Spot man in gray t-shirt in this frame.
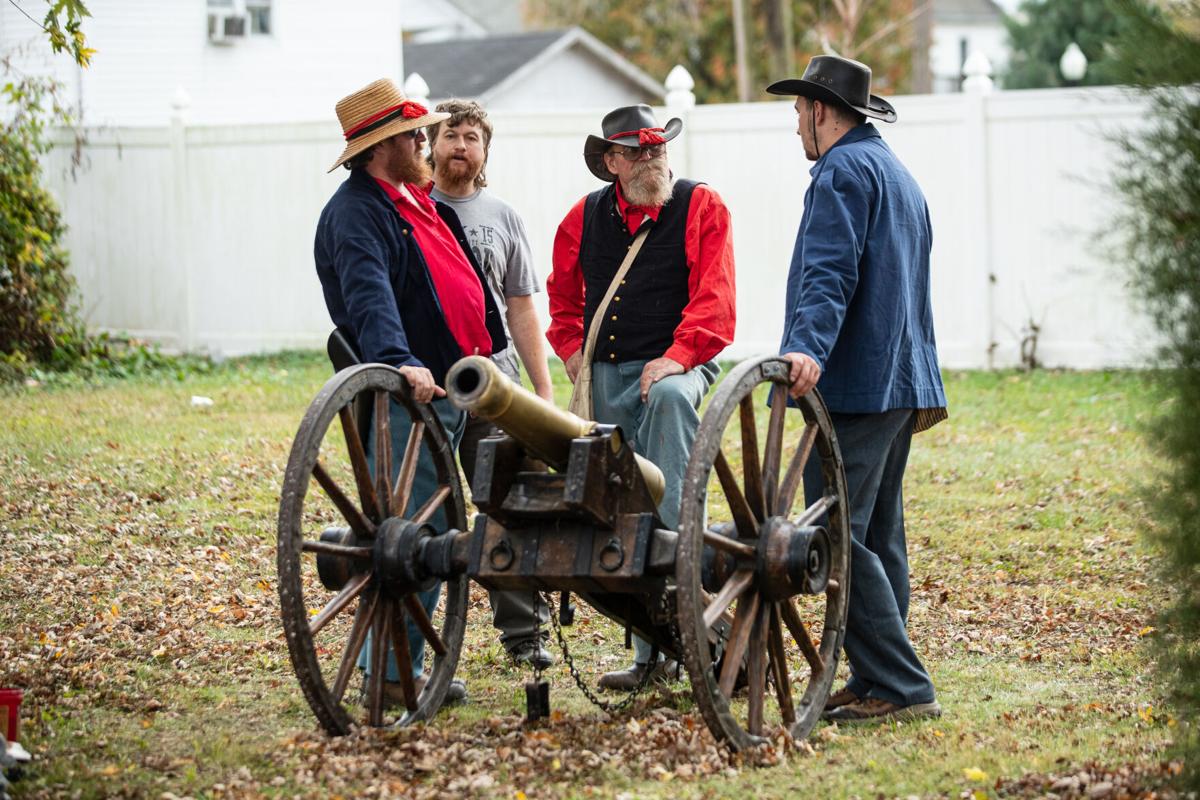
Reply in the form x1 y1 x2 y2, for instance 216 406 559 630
428 99 555 669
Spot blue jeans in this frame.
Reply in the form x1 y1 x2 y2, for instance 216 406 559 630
803 408 936 706
592 359 719 664
360 396 466 681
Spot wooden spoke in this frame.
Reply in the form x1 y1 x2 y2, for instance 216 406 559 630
387 600 418 712
714 449 759 538
703 568 755 630
338 405 381 524
308 572 372 637
374 391 393 518
411 485 451 526
780 598 825 677
768 603 796 726
739 396 766 522
776 424 818 517
300 540 373 561
390 421 424 518
761 384 788 513
331 589 378 703
703 528 757 559
312 461 376 536
366 597 390 726
718 589 761 698
796 493 836 527
746 603 769 736
403 593 447 656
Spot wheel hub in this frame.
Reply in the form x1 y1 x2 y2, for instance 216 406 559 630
757 516 831 600
373 516 439 596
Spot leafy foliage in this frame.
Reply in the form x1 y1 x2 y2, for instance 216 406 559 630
529 0 919 103
42 0 94 66
1003 0 1127 88
1108 0 1200 789
0 68 88 379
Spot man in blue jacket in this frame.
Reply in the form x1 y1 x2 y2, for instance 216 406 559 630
315 78 508 706
767 56 948 724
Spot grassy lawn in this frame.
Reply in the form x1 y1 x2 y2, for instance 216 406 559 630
0 355 1179 798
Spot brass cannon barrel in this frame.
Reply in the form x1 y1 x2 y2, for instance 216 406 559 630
445 355 665 505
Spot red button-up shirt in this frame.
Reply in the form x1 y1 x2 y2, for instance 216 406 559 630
374 178 492 358
547 181 736 370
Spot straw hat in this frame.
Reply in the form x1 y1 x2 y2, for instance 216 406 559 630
327 78 449 173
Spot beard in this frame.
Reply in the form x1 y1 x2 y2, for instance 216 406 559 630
621 158 673 207
435 153 483 190
386 143 432 186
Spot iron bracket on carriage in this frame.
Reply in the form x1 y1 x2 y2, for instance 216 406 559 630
277 352 853 751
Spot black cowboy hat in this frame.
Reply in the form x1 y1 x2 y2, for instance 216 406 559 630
583 104 683 182
766 55 897 123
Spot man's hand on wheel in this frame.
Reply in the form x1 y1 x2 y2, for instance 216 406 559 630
783 352 821 399
398 365 445 403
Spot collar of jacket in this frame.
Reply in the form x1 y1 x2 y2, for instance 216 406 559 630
809 122 880 175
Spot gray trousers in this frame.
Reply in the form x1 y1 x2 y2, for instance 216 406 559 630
592 359 719 664
803 408 936 706
460 414 550 649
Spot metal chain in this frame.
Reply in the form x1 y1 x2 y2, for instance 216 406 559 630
542 591 659 714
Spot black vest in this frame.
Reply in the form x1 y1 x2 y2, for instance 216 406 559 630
580 179 699 364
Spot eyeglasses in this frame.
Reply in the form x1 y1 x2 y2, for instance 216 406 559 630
398 128 423 140
611 143 665 162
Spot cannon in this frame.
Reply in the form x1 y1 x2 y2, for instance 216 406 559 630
277 353 850 749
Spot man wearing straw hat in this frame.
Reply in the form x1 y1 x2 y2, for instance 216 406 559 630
766 55 947 724
546 104 737 691
315 78 508 706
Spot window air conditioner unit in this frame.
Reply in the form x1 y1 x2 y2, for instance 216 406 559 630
207 0 248 45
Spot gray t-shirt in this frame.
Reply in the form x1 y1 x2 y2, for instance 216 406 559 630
431 186 538 381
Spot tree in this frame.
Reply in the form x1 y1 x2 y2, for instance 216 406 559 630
1004 0 1126 88
528 0 920 104
1108 0 1200 790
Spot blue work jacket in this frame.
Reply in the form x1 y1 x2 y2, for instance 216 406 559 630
314 168 505 384
780 123 946 414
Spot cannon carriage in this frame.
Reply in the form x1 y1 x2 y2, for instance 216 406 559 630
277 353 851 750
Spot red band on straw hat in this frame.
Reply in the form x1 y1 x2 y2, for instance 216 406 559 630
344 101 429 141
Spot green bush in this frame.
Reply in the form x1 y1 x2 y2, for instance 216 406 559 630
1110 0 1200 788
0 71 92 378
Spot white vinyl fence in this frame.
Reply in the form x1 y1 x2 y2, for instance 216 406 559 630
44 83 1154 369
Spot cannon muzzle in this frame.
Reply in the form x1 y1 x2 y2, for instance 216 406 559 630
446 355 665 505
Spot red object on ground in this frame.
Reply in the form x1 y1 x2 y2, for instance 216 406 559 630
0 688 22 743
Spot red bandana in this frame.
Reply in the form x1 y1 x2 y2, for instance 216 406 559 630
612 127 667 147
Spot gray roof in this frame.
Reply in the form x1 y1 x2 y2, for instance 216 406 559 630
934 0 1005 24
405 30 565 99
403 27 664 102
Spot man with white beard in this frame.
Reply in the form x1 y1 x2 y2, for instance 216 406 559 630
547 104 737 691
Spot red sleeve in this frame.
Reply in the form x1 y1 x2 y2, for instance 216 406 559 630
546 196 588 362
663 184 737 369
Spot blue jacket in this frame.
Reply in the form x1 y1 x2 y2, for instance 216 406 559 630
780 123 946 414
315 168 505 383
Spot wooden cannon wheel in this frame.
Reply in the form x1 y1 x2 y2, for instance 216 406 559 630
277 365 468 734
676 356 852 750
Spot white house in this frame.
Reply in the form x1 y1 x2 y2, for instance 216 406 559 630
929 0 1011 92
403 27 665 111
0 0 404 126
